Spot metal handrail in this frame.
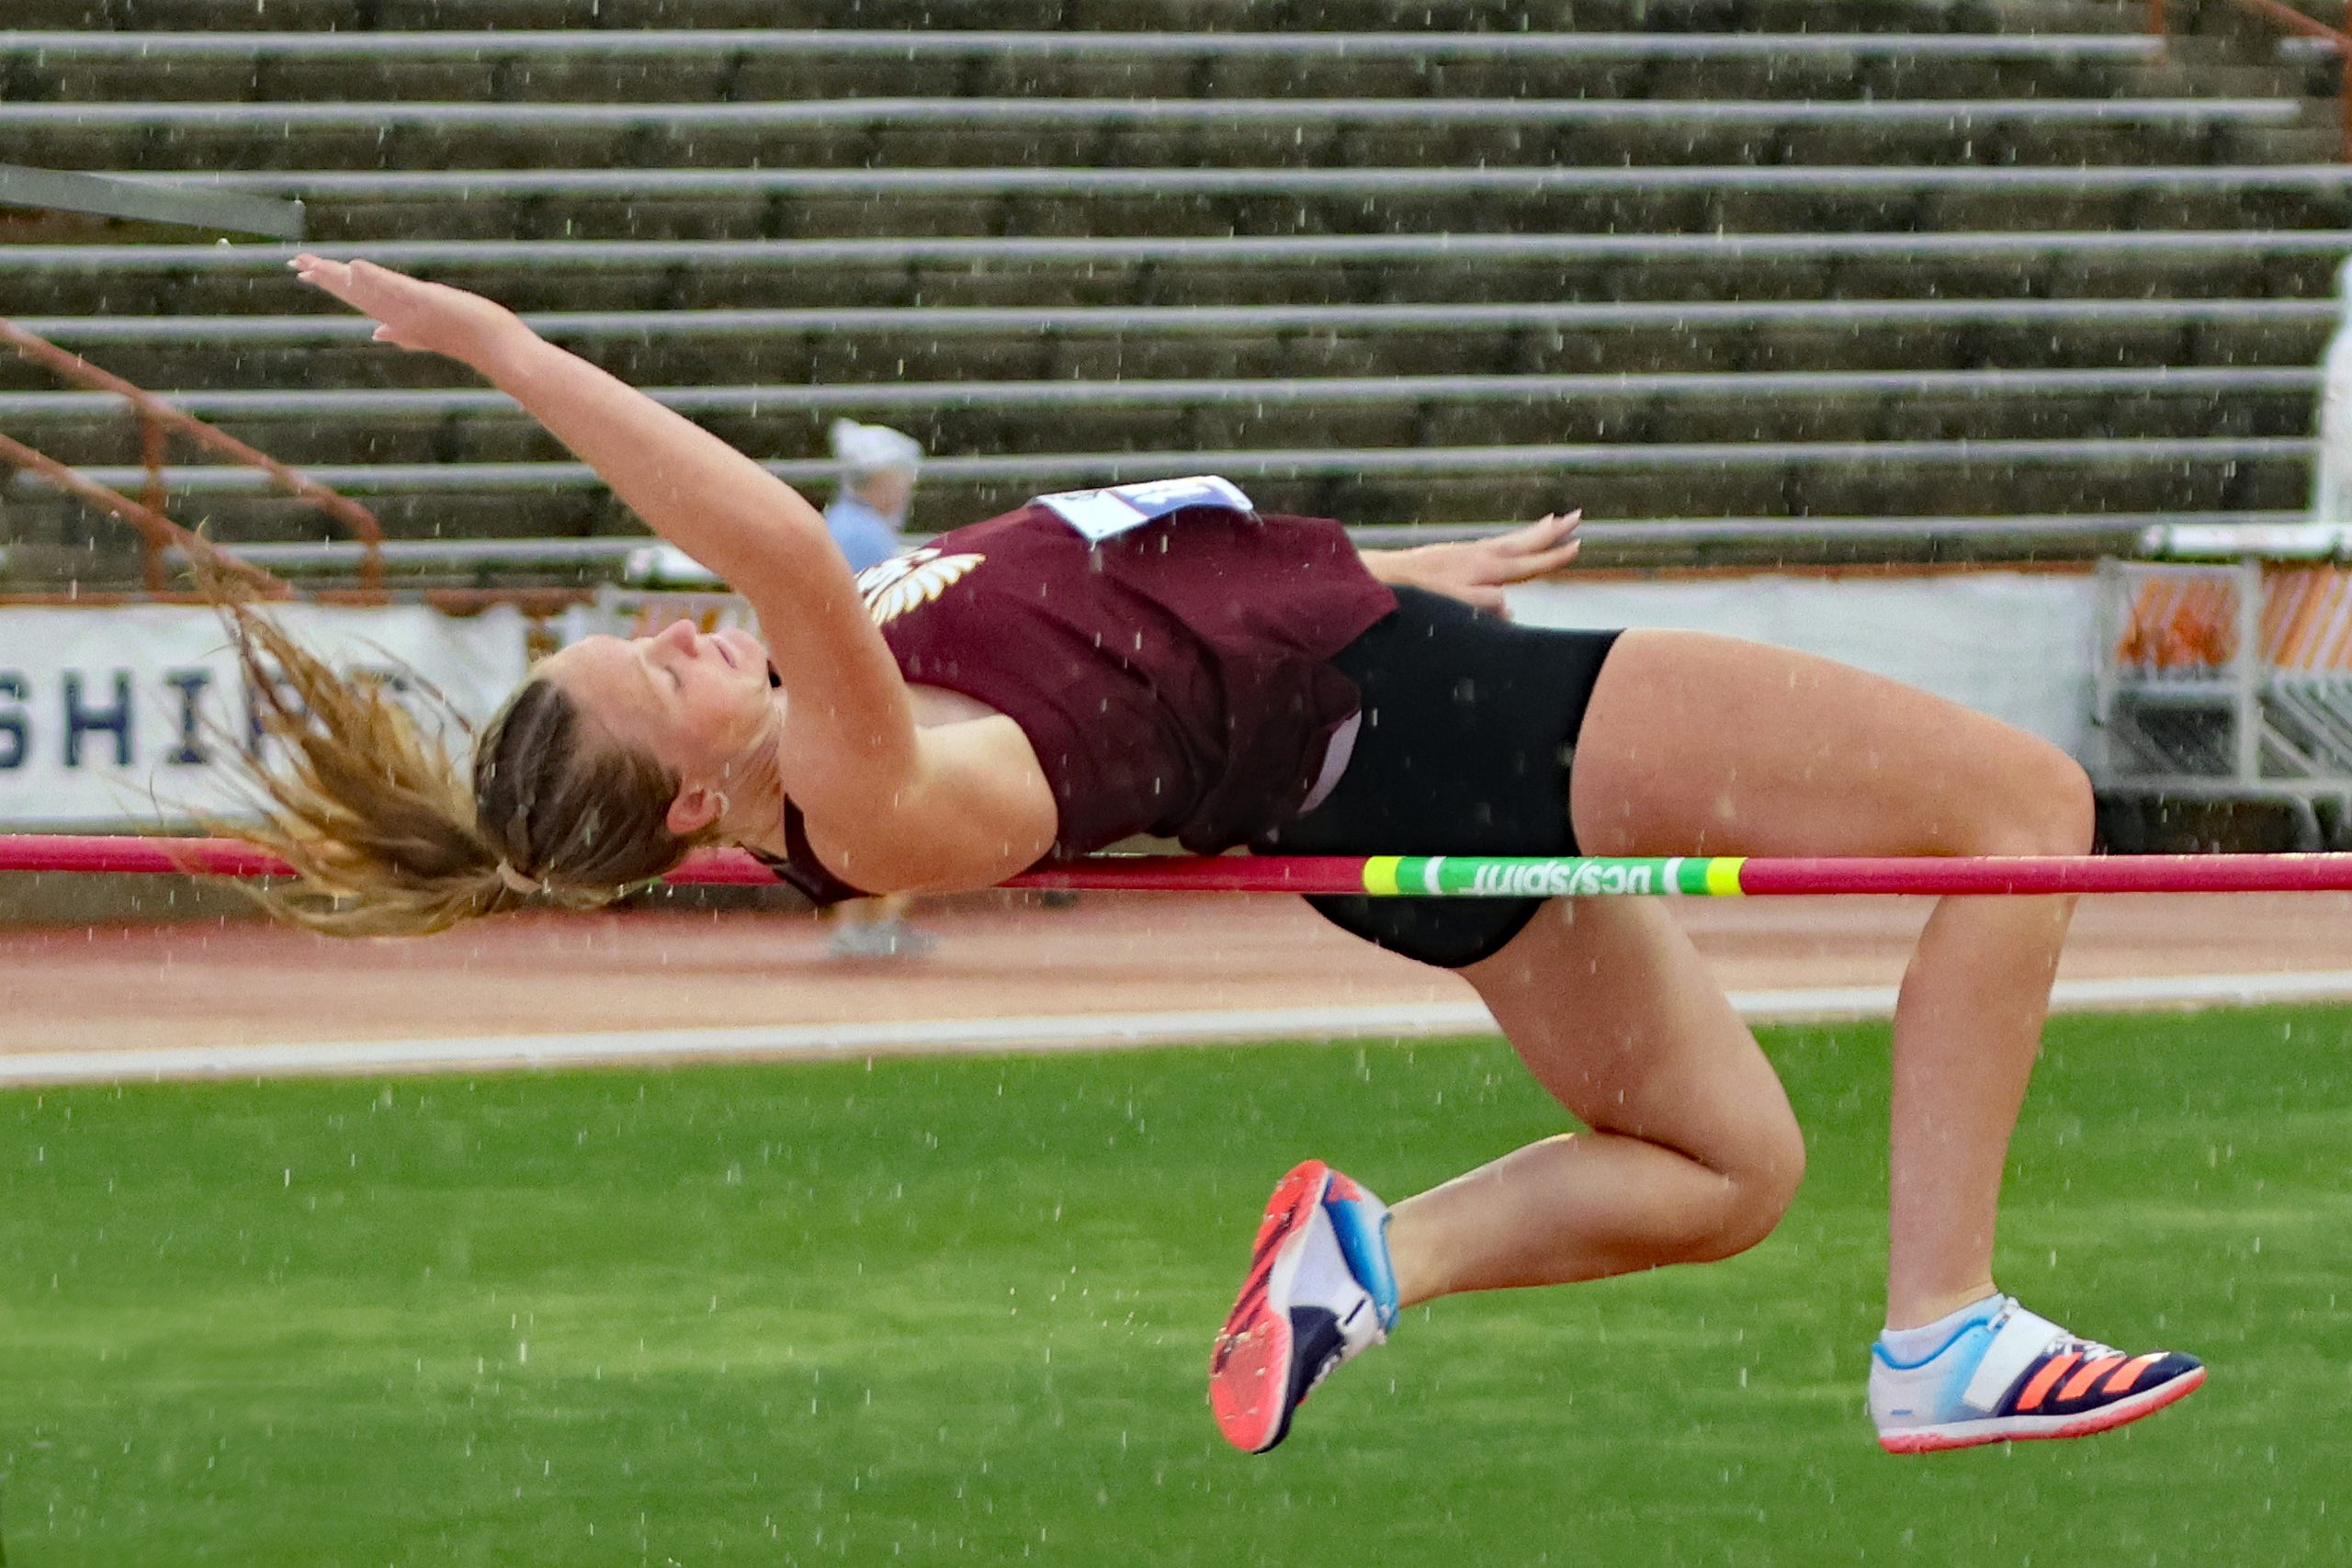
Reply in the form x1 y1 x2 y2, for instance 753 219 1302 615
137 161 2352 199
0 29 2169 62
0 320 380 595
11 297 2345 347
6 227 2352 275
16 435 2313 500
0 430 282 597
0 365 2320 423
0 96 2292 131
209 513 2245 578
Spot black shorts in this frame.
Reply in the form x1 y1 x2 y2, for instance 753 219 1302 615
1253 586 1622 969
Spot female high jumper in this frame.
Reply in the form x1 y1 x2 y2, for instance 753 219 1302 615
221 254 2204 1457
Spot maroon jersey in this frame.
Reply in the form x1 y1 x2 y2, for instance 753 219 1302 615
812 496 1395 876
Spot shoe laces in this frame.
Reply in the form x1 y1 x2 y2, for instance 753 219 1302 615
2049 1331 2123 1363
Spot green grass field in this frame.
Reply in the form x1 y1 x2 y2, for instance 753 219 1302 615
6 1004 2351 1567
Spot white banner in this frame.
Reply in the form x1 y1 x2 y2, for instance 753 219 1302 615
1511 570 2098 758
0 604 530 829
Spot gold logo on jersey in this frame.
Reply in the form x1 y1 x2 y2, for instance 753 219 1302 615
855 548 986 626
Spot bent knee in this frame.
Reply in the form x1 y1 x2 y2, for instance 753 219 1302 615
1959 743 2095 859
1682 1125 1806 1264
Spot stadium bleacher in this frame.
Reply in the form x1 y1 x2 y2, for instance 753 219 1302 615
1 0 2346 578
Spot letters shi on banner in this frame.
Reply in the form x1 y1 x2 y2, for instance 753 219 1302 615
0 604 530 829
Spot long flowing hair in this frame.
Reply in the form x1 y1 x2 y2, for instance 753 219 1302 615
205 581 706 937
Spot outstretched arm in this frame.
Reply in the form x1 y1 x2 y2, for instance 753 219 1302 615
1359 511 1583 617
288 255 919 820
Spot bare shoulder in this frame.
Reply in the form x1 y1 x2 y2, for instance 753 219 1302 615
801 705 1060 894
906 682 1005 728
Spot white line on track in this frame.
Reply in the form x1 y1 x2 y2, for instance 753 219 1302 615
9 969 2352 1087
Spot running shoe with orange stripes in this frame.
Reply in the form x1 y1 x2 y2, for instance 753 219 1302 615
1869 1296 2205 1453
1208 1159 1399 1454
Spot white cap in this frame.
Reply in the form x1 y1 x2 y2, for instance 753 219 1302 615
829 418 924 477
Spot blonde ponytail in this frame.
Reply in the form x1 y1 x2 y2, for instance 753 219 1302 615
206 584 704 937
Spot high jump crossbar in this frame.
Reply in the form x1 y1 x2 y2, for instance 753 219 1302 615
8 835 2352 898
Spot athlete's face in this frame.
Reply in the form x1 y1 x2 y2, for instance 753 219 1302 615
541 620 777 792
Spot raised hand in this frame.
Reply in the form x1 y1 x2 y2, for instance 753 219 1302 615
288 254 526 367
1364 511 1584 616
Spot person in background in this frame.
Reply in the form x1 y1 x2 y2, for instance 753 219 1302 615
821 418 938 957
823 417 924 572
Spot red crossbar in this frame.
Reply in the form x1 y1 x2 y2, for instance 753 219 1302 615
8 834 2352 897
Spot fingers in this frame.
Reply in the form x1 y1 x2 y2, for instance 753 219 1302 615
1499 510 1585 577
287 252 372 311
287 252 347 288
1479 528 1581 583
1481 551 1575 587
1525 536 1583 572
345 256 419 294
288 254 416 309
289 255 442 355
1493 510 1584 556
290 252 399 281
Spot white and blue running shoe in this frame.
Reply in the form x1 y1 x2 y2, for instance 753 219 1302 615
1869 1296 2205 1453
1209 1160 1400 1454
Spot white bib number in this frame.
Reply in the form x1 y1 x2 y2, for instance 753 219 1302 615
1035 475 1257 543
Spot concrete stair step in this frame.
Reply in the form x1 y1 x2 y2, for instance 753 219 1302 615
7 52 2174 105
4 445 2306 568
253 184 2352 246
3 0 2158 34
6 242 2345 316
6 375 2315 469
11 107 2314 175
4 312 2328 395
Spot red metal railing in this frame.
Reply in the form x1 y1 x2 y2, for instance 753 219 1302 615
0 319 385 597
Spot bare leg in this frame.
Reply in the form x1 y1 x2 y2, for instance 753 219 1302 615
1883 894 2074 1323
1386 896 1806 1308
1566 629 2095 1330
1211 891 1807 1453
1216 627 2177 1457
